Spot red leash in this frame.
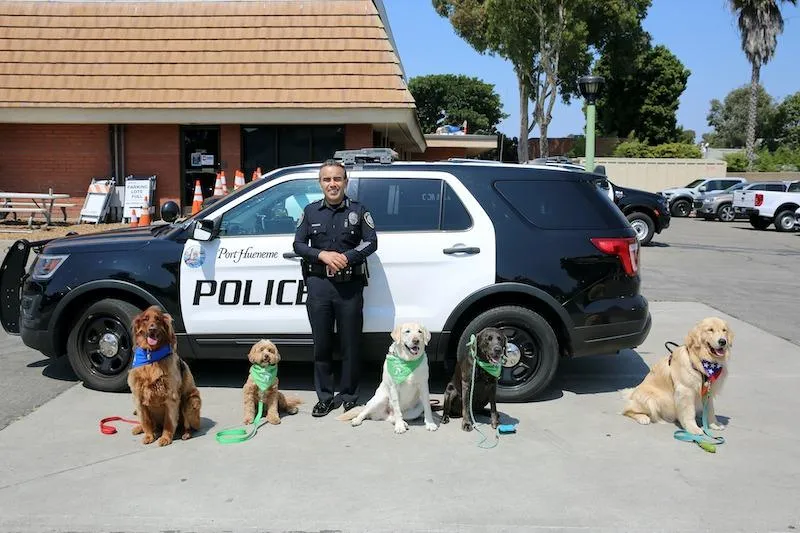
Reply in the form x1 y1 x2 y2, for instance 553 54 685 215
100 416 139 435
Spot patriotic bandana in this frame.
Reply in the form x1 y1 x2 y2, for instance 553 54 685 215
701 360 724 382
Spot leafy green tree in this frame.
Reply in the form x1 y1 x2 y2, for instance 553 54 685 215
595 43 690 145
706 85 776 148
727 0 798 168
774 91 800 149
408 74 508 134
432 0 650 162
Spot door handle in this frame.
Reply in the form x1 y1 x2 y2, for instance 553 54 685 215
283 252 300 259
443 246 480 255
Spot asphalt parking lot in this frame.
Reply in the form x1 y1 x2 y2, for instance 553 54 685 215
1 217 799 533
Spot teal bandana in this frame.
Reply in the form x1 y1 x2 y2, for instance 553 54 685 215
468 334 502 378
250 363 277 392
386 352 424 384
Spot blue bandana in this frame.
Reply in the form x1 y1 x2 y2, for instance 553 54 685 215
131 345 172 368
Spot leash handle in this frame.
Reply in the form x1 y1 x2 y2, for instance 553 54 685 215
99 416 139 435
215 401 264 444
673 391 725 452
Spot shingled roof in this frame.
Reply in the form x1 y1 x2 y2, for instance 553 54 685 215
0 0 425 150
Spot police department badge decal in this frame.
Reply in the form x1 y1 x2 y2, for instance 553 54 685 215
364 211 375 229
348 211 359 225
183 245 206 268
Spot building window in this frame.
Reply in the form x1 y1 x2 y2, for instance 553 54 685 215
241 125 345 179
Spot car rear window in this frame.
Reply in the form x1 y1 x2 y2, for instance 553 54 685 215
494 179 628 230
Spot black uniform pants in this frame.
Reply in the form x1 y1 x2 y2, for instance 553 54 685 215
305 275 364 403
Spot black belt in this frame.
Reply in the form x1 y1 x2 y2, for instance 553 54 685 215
305 262 366 281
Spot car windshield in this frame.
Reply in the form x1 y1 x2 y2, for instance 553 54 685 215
684 179 705 188
726 183 746 191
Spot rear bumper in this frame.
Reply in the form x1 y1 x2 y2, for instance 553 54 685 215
570 297 652 357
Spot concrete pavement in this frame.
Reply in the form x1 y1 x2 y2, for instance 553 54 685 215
1 301 799 533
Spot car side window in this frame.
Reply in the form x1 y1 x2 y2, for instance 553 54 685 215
721 180 742 189
750 184 766 190
218 178 324 236
789 182 800 193
705 180 722 191
356 178 442 231
442 182 472 230
765 184 785 191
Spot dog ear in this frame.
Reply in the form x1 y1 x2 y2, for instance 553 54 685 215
685 322 703 354
725 322 735 348
391 323 402 342
422 325 431 346
246 342 261 364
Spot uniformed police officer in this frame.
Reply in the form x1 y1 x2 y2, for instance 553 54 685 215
293 159 378 417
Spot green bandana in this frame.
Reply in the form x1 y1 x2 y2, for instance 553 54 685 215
468 334 502 378
250 363 277 392
386 353 424 384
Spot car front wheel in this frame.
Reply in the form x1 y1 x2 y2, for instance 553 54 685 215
670 198 692 217
66 298 141 392
717 203 735 222
749 215 771 230
456 306 559 402
626 212 655 245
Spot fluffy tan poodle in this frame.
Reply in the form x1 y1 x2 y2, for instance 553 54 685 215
622 316 734 435
242 339 302 425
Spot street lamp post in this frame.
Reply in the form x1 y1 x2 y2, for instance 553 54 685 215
578 75 605 172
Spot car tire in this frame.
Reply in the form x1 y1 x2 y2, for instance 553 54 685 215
66 298 141 392
456 306 559 402
670 198 692 217
717 203 735 222
774 210 796 232
749 215 771 230
626 212 655 245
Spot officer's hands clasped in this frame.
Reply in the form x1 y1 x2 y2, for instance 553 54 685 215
318 250 348 273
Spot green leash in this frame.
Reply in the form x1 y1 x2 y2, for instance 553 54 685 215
466 334 501 449
215 364 277 445
673 383 725 453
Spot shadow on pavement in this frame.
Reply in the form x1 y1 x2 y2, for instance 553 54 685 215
27 356 78 383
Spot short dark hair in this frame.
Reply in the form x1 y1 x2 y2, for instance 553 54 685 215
319 159 347 180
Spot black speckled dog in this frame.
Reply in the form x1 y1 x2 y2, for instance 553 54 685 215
441 327 506 431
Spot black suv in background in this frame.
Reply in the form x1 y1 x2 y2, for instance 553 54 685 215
1 150 651 401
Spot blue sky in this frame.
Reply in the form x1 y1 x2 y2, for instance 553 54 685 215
384 0 800 141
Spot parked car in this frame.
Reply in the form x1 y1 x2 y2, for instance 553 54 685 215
659 177 748 217
0 149 651 402
732 180 800 231
695 181 788 222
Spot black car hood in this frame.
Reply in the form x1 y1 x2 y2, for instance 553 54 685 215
614 184 663 200
40 226 161 254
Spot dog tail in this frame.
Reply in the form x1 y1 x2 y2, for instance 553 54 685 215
282 394 304 411
429 398 444 412
335 406 364 421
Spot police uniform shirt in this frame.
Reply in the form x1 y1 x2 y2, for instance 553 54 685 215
293 196 377 266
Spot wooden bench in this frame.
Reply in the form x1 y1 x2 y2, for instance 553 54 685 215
0 202 76 223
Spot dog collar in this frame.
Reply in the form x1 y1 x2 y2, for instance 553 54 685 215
467 334 502 378
386 352 423 384
250 364 277 392
131 345 171 368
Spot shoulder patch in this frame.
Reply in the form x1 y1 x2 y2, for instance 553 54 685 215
364 211 375 229
296 211 304 228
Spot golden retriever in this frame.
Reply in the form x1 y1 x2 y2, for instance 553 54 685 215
337 322 438 433
622 316 734 435
128 305 202 446
242 339 303 425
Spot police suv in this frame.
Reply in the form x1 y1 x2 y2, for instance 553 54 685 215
0 149 651 402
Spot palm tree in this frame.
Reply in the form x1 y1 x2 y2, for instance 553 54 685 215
728 0 797 169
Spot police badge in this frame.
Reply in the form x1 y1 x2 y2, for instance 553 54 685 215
348 211 359 226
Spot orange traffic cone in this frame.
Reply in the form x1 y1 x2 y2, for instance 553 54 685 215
220 171 228 195
138 197 151 226
234 170 245 191
213 172 224 197
191 180 203 214
252 167 262 181
129 209 138 227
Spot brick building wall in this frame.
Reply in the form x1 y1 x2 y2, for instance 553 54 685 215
345 124 373 149
125 124 180 212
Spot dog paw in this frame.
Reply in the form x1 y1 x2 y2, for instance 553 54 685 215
394 421 408 434
351 418 363 427
243 417 253 425
462 422 473 432
181 432 192 441
131 424 143 435
440 416 450 424
287 407 299 415
631 414 651 425
710 421 726 431
157 436 173 447
267 414 281 425
142 434 155 445
425 422 438 432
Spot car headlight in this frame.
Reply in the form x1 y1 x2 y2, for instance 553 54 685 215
31 254 69 280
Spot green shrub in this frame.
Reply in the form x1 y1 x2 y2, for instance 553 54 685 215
724 152 748 172
755 146 800 172
613 140 652 158
650 143 702 158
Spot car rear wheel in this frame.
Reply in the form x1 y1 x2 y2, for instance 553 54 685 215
626 212 655 246
774 210 797 232
749 215 771 230
717 203 735 222
66 298 141 392
670 198 692 217
456 306 559 402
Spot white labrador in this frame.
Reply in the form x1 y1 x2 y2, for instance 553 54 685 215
337 322 438 433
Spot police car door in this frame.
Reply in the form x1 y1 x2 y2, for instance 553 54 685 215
352 170 495 333
180 172 323 347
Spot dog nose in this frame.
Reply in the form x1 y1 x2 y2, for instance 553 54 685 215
412 338 420 345
718 338 727 346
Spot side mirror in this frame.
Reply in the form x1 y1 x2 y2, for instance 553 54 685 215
698 186 707 193
192 218 219 241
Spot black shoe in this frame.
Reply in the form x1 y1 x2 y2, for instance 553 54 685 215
312 399 335 417
342 401 358 413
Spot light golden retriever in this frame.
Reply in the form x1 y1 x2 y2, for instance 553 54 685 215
337 322 438 433
622 316 734 435
128 306 202 446
242 339 303 425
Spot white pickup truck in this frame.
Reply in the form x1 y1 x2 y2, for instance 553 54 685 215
732 180 800 231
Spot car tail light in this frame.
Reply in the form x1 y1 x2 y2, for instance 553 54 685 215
755 193 764 206
591 237 639 276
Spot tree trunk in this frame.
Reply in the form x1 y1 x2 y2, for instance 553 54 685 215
539 121 549 159
746 62 760 170
517 71 530 163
